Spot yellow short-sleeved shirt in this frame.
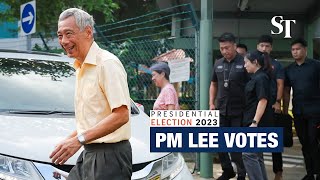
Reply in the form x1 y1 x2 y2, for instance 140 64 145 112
74 42 131 143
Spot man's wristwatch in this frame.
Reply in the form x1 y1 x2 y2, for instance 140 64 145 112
252 120 258 124
77 133 86 145
276 99 281 103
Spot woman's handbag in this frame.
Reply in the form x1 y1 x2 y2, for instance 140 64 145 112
274 113 293 147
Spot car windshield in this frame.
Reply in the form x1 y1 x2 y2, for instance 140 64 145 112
0 57 76 112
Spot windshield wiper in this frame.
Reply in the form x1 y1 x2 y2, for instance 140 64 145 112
8 110 75 115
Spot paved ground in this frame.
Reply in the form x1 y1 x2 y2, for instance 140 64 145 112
183 137 308 180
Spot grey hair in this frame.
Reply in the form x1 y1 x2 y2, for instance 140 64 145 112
58 8 95 31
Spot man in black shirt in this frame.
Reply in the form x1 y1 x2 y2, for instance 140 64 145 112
236 43 248 57
209 33 248 180
284 38 320 180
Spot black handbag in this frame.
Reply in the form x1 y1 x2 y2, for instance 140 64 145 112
317 124 320 148
274 113 293 147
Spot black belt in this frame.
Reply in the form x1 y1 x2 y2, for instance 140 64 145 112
84 140 129 151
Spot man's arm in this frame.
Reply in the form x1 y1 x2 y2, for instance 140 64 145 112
66 130 77 139
283 86 291 114
82 105 128 142
209 81 218 110
50 105 129 165
272 79 284 113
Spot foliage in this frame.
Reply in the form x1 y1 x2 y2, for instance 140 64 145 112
96 0 171 43
114 0 157 21
0 0 119 38
32 44 64 54
0 58 74 81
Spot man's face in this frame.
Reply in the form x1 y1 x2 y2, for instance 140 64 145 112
291 43 307 60
257 42 272 54
236 47 247 57
57 16 89 59
219 41 237 60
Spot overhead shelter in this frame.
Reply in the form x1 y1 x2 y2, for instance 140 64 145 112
157 0 320 59
156 0 320 178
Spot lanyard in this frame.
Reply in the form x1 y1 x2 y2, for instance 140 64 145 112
223 62 235 88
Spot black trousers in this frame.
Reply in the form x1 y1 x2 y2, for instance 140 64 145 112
272 112 283 174
218 115 246 178
272 152 283 173
67 140 132 180
294 115 320 175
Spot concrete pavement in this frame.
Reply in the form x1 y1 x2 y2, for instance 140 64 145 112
184 137 307 180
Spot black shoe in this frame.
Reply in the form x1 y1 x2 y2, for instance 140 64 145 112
237 176 246 180
217 170 236 180
302 175 315 180
316 174 320 180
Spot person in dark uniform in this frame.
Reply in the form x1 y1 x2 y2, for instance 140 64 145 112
283 38 320 180
257 35 284 180
236 43 248 57
209 32 248 180
242 50 273 180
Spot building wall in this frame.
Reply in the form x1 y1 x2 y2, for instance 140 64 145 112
212 18 303 39
179 17 303 54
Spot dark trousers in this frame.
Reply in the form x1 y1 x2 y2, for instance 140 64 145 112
272 112 283 174
272 152 283 173
67 140 132 180
218 115 246 177
294 115 320 175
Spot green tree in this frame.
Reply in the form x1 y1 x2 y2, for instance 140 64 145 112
114 0 157 21
0 0 119 37
98 0 170 42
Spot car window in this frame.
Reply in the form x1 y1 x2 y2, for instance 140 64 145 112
0 57 75 112
131 101 140 115
1 56 142 116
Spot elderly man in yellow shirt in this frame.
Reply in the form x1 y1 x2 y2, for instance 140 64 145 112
50 8 132 180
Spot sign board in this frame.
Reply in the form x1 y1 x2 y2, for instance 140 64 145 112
168 58 190 83
20 1 36 36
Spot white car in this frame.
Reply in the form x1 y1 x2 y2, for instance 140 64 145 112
0 50 193 180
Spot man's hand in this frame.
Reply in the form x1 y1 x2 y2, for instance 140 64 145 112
272 102 281 113
249 123 258 127
50 137 81 165
210 104 215 110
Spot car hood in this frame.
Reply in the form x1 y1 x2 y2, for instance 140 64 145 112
0 112 168 165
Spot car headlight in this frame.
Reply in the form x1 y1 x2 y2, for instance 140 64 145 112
0 154 43 180
142 153 184 180
161 153 184 180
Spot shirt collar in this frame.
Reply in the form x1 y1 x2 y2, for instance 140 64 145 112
294 57 309 66
252 68 264 78
223 54 239 63
73 41 99 69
